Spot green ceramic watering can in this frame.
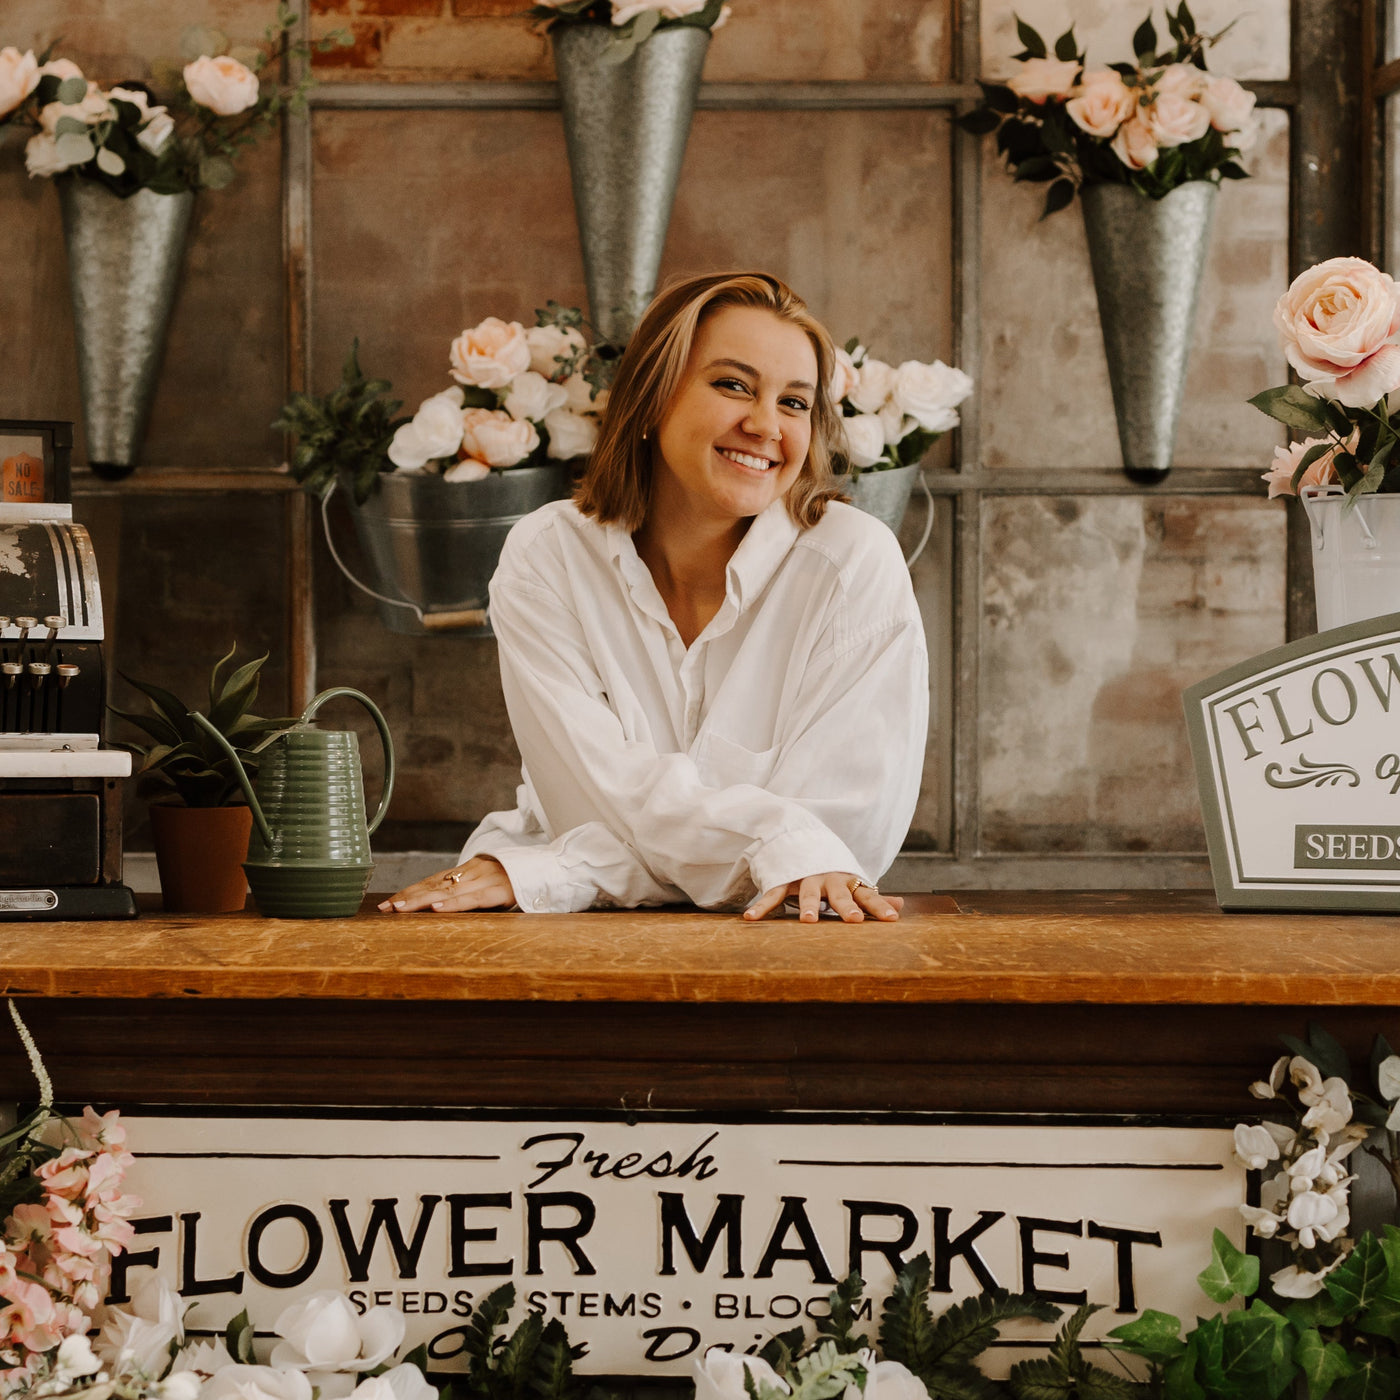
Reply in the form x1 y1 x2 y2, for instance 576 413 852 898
191 686 395 918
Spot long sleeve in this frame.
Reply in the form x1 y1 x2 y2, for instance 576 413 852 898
483 531 927 909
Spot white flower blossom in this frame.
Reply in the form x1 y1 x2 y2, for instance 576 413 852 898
1250 1055 1290 1099
1233 1123 1282 1171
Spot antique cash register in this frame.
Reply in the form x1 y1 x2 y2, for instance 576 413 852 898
0 420 135 918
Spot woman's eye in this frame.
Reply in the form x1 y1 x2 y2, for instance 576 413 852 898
713 377 750 393
782 397 812 413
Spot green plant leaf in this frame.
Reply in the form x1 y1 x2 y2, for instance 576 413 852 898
1334 1354 1400 1400
1132 16 1158 57
1246 386 1334 434
1107 1309 1186 1366
815 1271 868 1350
1053 27 1079 61
1042 178 1076 219
1295 1330 1356 1400
1290 441 1336 493
1197 1228 1259 1304
1162 1333 1206 1400
1328 1233 1390 1315
226 1308 255 1363
1015 15 1048 58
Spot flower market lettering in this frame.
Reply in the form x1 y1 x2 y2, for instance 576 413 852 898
116 1116 1246 1375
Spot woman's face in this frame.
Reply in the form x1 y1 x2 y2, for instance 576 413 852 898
651 304 818 527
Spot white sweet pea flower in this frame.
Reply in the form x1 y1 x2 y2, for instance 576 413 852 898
1287 1190 1340 1249
1239 1203 1283 1238
1290 1057 1325 1102
504 370 568 424
1233 1123 1281 1171
271 1292 404 1375
1271 1256 1345 1299
1250 1055 1289 1099
693 1348 791 1400
1289 1143 1326 1189
1263 1120 1297 1151
1302 1078 1353 1134
841 413 887 469
1380 1055 1400 1103
204 1366 314 1400
543 407 598 460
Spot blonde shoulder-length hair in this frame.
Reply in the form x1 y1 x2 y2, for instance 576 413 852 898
575 271 846 531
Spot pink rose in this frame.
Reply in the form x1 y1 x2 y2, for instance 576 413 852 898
0 48 38 118
1261 435 1352 499
1006 57 1081 104
460 408 538 467
1066 71 1136 138
1275 257 1400 408
1202 75 1256 133
184 55 260 116
1145 90 1211 147
450 317 531 389
1111 115 1158 170
1155 62 1208 98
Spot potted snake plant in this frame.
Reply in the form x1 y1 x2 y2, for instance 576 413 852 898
110 645 294 913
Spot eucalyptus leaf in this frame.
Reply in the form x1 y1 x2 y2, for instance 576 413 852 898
56 76 88 104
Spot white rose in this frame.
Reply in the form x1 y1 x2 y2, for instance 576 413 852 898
204 1366 314 1400
544 407 599 460
879 399 909 446
39 58 84 81
1005 56 1081 104
865 1361 930 1400
461 408 539 468
1156 62 1208 98
693 1348 791 1400
271 1292 404 1374
892 359 972 432
830 347 859 406
1202 75 1256 133
525 324 586 380
137 111 176 154
183 55 260 117
388 387 466 469
24 131 75 177
39 85 113 132
848 357 896 414
841 413 887 469
443 459 491 483
450 317 532 389
0 47 38 118
505 370 568 423
1145 90 1211 148
561 372 598 414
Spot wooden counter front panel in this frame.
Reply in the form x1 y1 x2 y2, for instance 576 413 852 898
10 997 1400 1117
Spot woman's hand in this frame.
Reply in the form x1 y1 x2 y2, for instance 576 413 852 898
378 856 516 913
743 873 903 924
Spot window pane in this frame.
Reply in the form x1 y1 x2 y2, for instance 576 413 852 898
979 495 1287 853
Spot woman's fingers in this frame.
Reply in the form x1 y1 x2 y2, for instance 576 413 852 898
743 881 797 920
825 876 865 923
855 885 903 921
379 857 515 913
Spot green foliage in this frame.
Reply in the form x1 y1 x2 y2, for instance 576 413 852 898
273 340 407 504
815 1272 870 1352
1198 1231 1260 1305
110 644 297 808
526 0 726 61
460 1283 587 1400
1008 1304 1139 1400
225 1309 257 1364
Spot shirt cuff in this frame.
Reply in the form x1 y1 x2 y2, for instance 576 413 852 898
473 843 595 914
748 826 869 899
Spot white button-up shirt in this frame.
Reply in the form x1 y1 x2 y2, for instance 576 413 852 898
460 497 928 912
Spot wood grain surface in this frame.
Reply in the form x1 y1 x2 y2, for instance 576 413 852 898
3 889 1400 1006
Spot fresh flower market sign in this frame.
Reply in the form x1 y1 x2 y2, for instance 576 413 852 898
114 1112 1245 1376
1185 612 1400 909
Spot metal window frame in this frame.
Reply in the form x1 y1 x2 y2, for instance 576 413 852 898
280 0 1354 891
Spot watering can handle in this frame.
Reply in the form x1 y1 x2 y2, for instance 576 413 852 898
301 686 397 837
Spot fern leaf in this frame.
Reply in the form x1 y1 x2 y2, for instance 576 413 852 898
880 1253 937 1375
925 1360 1007 1400
929 1290 1062 1368
528 1317 576 1400
817 1271 869 1350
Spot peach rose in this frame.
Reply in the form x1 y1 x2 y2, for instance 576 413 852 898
1144 90 1211 147
460 408 538 467
1261 435 1350 499
829 347 859 406
1275 257 1400 408
0 48 38 119
1155 62 1208 98
450 318 531 389
1202 75 1256 133
183 55 260 117
1111 115 1157 170
1006 57 1081 104
1066 71 1136 138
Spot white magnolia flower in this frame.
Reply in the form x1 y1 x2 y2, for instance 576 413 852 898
1233 1123 1281 1171
204 1365 315 1400
841 413 887 469
1249 1055 1289 1099
543 406 598 460
99 1276 187 1380
505 370 568 424
349 1366 438 1400
693 1348 791 1400
271 1292 404 1375
388 387 466 470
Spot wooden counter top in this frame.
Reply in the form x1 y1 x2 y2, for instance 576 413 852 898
3 889 1400 1006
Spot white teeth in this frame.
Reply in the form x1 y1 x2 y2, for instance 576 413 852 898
719 448 776 471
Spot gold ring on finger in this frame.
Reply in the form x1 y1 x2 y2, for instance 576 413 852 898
848 877 877 895
444 871 463 885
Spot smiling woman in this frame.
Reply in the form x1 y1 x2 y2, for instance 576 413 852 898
382 272 928 923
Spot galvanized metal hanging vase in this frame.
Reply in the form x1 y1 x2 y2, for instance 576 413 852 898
1080 179 1218 485
552 23 710 343
59 180 195 479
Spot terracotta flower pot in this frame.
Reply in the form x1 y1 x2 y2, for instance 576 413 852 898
148 804 253 914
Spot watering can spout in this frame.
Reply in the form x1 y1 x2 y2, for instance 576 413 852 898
189 712 274 848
